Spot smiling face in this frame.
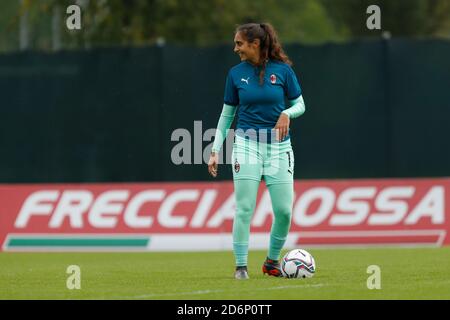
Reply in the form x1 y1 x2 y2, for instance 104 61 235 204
233 31 260 65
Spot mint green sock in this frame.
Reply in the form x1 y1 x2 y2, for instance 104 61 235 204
233 243 249 267
267 183 293 261
233 179 260 267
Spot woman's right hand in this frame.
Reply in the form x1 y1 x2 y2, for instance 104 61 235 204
208 152 219 178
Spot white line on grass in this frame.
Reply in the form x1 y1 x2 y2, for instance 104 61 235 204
109 283 325 300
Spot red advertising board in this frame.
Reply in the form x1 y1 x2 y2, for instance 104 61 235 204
0 178 448 251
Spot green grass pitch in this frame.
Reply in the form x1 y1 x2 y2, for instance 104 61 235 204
1 247 449 299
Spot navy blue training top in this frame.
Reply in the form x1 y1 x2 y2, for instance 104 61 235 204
223 60 302 143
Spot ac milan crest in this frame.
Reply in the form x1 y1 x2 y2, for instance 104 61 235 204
270 74 277 84
234 159 240 173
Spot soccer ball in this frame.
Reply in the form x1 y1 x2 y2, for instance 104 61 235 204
281 249 316 279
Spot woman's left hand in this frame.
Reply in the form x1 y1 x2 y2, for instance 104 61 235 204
274 112 290 141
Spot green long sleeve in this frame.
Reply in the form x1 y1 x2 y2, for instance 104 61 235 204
282 95 306 119
211 103 237 153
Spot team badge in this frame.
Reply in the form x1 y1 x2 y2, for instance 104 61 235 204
270 74 277 84
234 159 240 173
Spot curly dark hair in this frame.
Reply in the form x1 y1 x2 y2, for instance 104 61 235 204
236 23 292 85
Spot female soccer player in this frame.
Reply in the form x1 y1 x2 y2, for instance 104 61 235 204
208 23 306 279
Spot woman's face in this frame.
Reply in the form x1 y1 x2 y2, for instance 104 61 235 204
234 31 260 64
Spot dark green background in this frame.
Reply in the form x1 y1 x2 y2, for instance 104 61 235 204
0 39 449 183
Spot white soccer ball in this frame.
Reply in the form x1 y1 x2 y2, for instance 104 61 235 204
281 249 316 279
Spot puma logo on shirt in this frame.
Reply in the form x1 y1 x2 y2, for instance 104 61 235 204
241 77 250 84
